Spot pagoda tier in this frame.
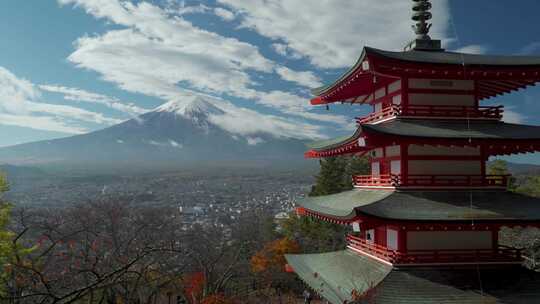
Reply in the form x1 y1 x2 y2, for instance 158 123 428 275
294 189 540 266
285 250 540 304
311 47 540 105
306 119 540 189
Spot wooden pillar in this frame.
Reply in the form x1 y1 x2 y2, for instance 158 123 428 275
398 228 407 253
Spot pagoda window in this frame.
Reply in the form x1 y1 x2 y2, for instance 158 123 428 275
392 94 402 105
366 229 375 244
407 231 493 251
390 160 401 175
386 229 399 251
371 162 380 176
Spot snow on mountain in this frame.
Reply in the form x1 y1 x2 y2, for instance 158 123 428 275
0 96 309 167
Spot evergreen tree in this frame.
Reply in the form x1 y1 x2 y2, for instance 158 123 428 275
309 155 369 196
488 159 516 190
309 157 348 196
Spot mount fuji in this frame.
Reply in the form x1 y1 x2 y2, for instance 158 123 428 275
0 96 311 169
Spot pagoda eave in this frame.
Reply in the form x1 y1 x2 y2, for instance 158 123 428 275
312 46 540 105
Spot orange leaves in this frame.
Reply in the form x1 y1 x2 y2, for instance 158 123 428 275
183 272 205 300
250 238 300 274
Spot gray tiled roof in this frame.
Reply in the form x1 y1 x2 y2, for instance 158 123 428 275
285 250 392 304
363 119 540 140
367 47 540 66
308 119 540 153
312 46 540 95
286 250 540 304
297 189 540 221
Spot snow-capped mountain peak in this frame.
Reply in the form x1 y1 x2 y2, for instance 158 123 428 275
156 96 225 117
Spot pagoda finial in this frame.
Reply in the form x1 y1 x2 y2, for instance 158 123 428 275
404 0 443 52
412 0 432 40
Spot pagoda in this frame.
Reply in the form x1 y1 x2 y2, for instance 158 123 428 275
285 1 540 303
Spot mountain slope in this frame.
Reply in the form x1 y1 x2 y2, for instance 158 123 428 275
0 97 310 167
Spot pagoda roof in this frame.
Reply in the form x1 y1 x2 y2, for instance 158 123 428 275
305 119 540 158
285 250 540 304
296 189 540 222
367 47 540 67
364 119 540 140
312 47 540 104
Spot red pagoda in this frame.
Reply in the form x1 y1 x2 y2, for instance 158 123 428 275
285 1 540 303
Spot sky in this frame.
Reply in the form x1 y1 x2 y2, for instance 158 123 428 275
1 0 540 163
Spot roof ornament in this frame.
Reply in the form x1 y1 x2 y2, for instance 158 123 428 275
404 0 444 52
412 0 432 40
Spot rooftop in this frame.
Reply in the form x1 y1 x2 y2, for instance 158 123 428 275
286 250 540 304
296 189 540 222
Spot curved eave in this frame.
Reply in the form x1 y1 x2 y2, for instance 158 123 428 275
305 128 365 158
311 46 540 105
362 119 540 139
296 189 540 223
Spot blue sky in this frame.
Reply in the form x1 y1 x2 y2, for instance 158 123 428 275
1 0 540 163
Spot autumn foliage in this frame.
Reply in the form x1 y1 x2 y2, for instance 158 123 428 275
251 237 300 273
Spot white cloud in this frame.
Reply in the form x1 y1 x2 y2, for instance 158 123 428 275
208 99 325 139
275 66 322 88
246 137 264 145
502 107 526 124
454 44 488 54
214 7 235 21
272 43 302 60
39 84 148 116
0 113 87 134
59 0 351 136
0 66 120 133
218 0 450 68
518 42 540 55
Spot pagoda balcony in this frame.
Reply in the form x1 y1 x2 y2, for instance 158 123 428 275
352 174 510 189
346 235 523 266
357 105 504 124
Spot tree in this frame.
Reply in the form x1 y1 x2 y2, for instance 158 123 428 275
0 173 34 299
488 159 516 190
309 157 349 197
250 238 300 275
0 173 12 297
309 155 369 197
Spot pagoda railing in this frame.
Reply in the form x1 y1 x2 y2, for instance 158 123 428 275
352 174 399 188
357 105 503 124
347 235 522 265
353 174 510 189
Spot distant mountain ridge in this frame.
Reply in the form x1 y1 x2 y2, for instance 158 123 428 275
0 96 310 168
